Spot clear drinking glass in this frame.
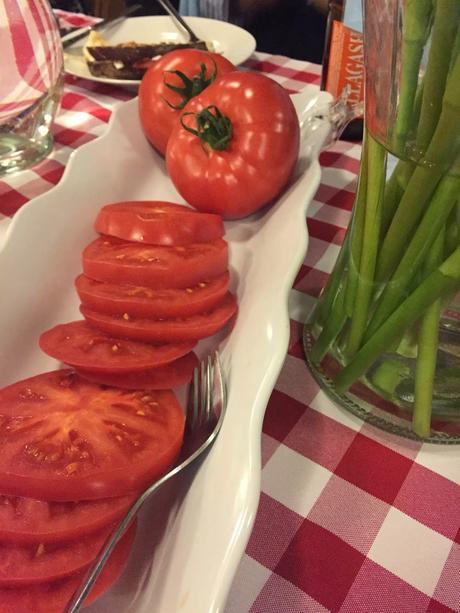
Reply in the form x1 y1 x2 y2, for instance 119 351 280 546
0 0 63 175
305 0 460 442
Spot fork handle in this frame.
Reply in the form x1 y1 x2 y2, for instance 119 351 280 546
66 351 224 612
64 494 146 612
64 456 188 612
62 3 142 49
155 0 201 43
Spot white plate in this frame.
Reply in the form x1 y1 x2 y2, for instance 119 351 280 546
63 16 257 86
0 87 331 612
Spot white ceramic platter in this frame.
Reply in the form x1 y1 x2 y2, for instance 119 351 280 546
63 16 257 86
0 87 331 612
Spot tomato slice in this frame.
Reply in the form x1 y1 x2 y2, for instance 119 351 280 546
0 523 120 586
94 201 225 246
80 293 238 343
77 351 198 390
82 236 228 289
0 520 135 613
133 58 156 69
0 370 185 501
75 272 230 318
39 320 195 373
0 494 136 544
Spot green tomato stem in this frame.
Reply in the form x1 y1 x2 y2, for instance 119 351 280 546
181 105 233 151
164 61 218 110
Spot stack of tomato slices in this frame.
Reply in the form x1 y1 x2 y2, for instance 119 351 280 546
0 201 238 610
39 201 237 390
0 368 187 612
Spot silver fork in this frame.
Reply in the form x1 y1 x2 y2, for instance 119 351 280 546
65 351 226 612
61 4 142 49
155 0 203 44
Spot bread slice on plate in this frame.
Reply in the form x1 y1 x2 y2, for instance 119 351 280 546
84 31 208 80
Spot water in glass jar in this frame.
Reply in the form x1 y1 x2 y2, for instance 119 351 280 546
0 1 63 176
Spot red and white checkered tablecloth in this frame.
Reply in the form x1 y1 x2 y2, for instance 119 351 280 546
2 11 459 613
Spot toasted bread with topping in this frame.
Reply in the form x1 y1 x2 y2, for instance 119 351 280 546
84 31 208 80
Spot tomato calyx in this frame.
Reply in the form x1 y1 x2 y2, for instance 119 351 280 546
163 61 217 110
181 105 233 151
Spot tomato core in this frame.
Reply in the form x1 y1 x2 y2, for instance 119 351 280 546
164 60 218 110
181 105 233 151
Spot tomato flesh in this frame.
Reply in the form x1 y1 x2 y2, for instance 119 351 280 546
166 71 300 218
82 236 228 289
0 370 185 501
80 292 238 342
0 493 135 544
0 523 117 586
75 272 230 318
0 520 136 613
77 351 198 390
94 201 224 246
39 320 195 373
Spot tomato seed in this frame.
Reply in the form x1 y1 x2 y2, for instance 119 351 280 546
19 388 46 401
64 463 78 474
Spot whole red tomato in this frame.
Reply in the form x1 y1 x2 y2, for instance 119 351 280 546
165 72 300 219
138 49 235 156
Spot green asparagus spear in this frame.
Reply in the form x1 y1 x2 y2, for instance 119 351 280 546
310 282 347 364
394 0 433 153
334 247 460 394
344 134 386 355
415 1 460 152
344 136 369 317
313 230 350 327
365 161 460 339
376 48 460 283
412 230 445 438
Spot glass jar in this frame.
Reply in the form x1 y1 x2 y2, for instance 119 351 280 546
0 0 64 175
305 0 460 442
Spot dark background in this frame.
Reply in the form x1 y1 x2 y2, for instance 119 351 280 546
52 0 327 64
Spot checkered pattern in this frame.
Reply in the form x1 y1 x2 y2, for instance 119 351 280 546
0 0 62 122
225 158 460 612
3 11 460 613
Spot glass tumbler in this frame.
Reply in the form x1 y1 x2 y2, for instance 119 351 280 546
0 0 63 175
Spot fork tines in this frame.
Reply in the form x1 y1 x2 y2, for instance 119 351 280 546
186 352 225 433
